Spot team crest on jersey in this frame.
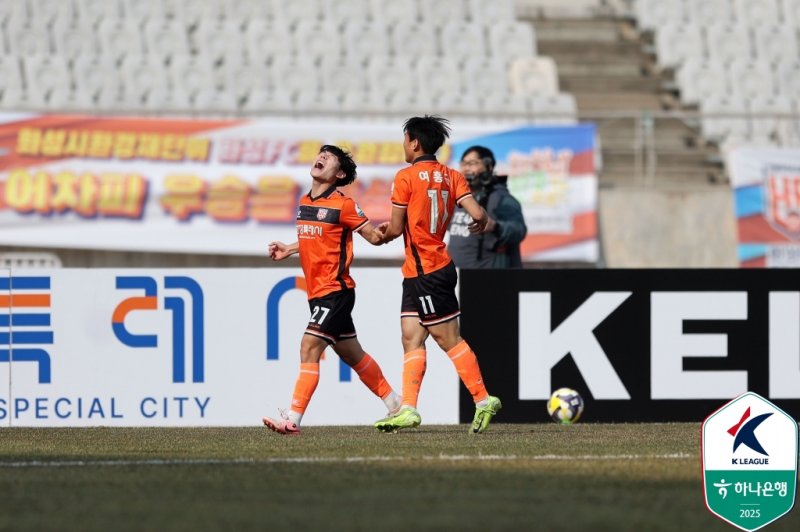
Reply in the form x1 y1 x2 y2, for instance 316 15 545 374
354 203 365 217
316 208 329 220
765 164 800 240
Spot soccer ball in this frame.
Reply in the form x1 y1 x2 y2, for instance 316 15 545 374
547 388 584 424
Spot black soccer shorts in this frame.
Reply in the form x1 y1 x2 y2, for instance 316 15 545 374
304 288 357 344
401 260 461 327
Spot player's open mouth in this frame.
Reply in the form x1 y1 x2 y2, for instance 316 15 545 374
314 161 324 169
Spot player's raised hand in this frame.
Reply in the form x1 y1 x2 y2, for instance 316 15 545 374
268 241 291 261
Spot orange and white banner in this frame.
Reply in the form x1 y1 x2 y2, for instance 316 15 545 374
0 113 597 261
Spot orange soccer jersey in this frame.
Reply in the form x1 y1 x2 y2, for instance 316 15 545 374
297 186 369 299
391 155 472 278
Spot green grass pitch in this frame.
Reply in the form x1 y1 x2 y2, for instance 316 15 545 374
1 423 797 531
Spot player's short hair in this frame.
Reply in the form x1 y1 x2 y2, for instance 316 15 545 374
320 144 357 186
403 115 451 155
461 145 496 173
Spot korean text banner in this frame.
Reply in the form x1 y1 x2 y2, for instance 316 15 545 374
452 124 598 262
0 114 597 262
728 146 800 267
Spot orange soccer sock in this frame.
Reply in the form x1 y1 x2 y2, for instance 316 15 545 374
446 340 489 403
290 362 320 418
402 349 427 408
352 353 393 400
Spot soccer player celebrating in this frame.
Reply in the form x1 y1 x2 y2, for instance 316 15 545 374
374 116 501 434
263 145 401 435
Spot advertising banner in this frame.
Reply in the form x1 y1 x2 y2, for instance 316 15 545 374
728 146 800 267
0 267 459 427
0 114 597 262
452 124 598 262
458 269 800 423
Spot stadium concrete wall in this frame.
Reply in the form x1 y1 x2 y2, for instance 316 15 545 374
599 188 739 268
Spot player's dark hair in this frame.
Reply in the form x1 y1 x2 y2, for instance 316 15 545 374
403 115 451 155
461 145 496 173
320 144 357 186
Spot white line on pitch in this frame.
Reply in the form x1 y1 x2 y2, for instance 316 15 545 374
0 453 694 468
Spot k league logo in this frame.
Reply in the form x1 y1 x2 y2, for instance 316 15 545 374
702 392 798 531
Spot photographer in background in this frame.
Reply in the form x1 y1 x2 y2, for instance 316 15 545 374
448 146 527 268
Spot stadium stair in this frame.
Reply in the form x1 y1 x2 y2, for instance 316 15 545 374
524 16 725 187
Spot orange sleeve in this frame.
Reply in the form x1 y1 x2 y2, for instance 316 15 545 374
391 169 411 208
452 170 472 205
341 197 369 232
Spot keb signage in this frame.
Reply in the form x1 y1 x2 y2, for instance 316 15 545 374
702 392 798 531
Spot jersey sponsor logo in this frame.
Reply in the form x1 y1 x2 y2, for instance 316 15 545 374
297 223 323 238
298 205 341 224
354 203 365 218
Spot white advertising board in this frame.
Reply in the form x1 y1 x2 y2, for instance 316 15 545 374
0 268 459 426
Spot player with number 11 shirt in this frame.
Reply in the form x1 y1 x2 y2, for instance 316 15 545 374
375 115 502 434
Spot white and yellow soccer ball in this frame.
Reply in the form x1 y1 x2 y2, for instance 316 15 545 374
547 388 584 424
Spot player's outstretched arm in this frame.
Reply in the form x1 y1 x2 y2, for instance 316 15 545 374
459 196 489 233
357 222 387 245
377 207 406 244
268 241 299 260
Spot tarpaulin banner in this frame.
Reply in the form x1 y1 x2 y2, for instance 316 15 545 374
728 146 800 267
0 114 598 262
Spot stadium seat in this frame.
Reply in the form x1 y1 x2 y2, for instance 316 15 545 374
428 0 470 23
369 0 418 25
72 54 120 99
293 90 343 115
781 0 800 26
509 56 559 96
4 18 51 55
0 0 29 25
320 0 373 29
688 0 735 27
270 55 321 95
192 87 240 113
222 55 271 98
481 92 532 119
192 18 245 62
0 86 31 111
143 86 192 112
241 88 294 114
753 25 799 65
704 23 753 64
120 54 170 96
487 22 537 62
391 21 440 57
734 0 781 27
319 56 370 94
0 55 23 92
675 58 729 106
776 98 800 146
22 55 71 96
434 90 483 117
774 59 800 97
439 21 488 61
727 59 775 100
75 0 123 25
122 0 164 24
415 56 465 99
169 55 218 95
462 55 510 97
293 20 342 63
468 0 515 25
245 19 293 62
654 22 704 69
749 94 794 141
634 0 685 32
29 0 77 25
272 0 322 28
50 17 97 59
700 94 749 142
46 85 96 111
530 93 578 124
222 0 269 26
96 18 146 61
367 55 417 99
339 88 390 116
341 20 392 64
143 18 191 58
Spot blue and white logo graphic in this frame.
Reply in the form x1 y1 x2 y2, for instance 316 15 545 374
112 276 204 383
0 276 53 383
